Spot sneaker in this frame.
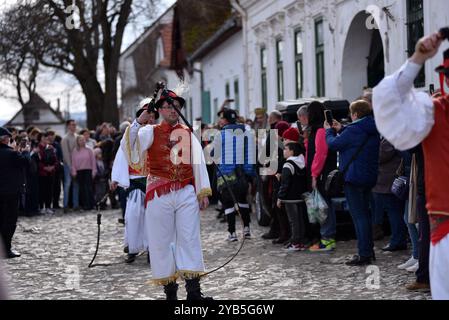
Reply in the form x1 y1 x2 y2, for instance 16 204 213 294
227 232 238 242
406 261 419 273
309 239 336 252
39 208 47 215
46 208 55 215
398 257 418 270
243 226 251 239
284 243 307 252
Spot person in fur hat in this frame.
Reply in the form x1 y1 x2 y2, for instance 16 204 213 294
121 87 212 300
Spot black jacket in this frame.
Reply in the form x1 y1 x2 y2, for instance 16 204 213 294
0 144 30 195
278 158 307 202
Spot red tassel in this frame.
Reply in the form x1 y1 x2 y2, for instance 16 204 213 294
144 179 194 207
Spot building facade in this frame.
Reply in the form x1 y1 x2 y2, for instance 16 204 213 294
187 16 245 123
118 0 234 123
235 0 449 118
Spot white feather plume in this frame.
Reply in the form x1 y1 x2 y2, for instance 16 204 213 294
173 80 190 98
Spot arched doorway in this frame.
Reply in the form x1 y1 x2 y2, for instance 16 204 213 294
342 12 385 102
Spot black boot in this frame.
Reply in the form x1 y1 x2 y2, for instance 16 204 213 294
164 282 179 300
125 253 138 263
185 278 213 301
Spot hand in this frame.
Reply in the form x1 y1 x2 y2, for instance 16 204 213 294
312 177 317 190
110 181 118 192
323 121 331 130
137 109 151 126
199 196 209 211
277 199 282 209
275 173 281 181
332 120 342 133
411 32 443 65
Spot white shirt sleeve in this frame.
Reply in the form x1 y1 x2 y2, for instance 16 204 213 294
111 147 130 189
191 133 212 198
120 120 154 166
372 60 435 151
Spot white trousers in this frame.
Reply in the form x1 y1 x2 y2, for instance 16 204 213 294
124 189 147 254
430 234 449 300
145 185 205 284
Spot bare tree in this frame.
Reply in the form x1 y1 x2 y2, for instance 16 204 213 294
0 0 159 128
0 2 42 107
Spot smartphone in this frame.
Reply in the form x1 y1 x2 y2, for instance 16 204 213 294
325 110 334 126
430 84 435 95
296 121 304 135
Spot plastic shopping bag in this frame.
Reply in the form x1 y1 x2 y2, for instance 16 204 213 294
303 190 328 225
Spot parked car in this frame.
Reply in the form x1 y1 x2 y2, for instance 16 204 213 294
276 98 350 124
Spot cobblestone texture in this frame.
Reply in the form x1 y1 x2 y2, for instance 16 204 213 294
3 206 431 300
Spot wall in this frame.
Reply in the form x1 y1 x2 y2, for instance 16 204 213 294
188 32 246 124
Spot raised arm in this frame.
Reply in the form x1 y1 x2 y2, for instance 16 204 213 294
372 32 443 151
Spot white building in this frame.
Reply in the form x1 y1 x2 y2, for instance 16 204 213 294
187 16 245 124
240 0 449 116
189 0 448 122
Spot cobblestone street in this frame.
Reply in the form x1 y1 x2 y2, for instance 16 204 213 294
3 206 431 300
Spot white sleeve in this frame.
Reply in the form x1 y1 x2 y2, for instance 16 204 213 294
111 148 130 188
192 133 212 199
372 60 435 151
120 120 154 166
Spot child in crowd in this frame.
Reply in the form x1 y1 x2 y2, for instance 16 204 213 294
277 142 308 251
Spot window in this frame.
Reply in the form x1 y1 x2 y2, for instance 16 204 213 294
225 82 230 99
261 47 268 109
295 30 303 98
276 39 284 102
234 79 240 111
407 0 425 87
315 19 325 97
155 37 165 66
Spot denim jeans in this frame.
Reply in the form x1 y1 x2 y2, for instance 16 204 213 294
373 193 407 248
63 164 79 208
404 201 419 259
320 199 336 240
344 183 374 258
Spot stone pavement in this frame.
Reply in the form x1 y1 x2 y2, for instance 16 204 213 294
3 206 431 300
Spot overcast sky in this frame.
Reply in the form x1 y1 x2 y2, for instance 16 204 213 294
0 0 176 123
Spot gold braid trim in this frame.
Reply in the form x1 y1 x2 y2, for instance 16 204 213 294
197 188 212 200
178 270 206 280
124 125 145 172
146 274 179 286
